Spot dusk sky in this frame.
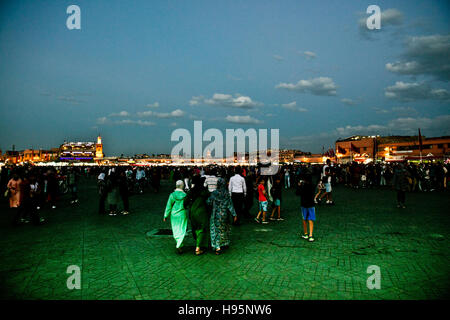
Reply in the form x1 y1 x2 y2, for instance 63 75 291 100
0 0 449 156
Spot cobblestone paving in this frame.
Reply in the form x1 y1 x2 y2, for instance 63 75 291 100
0 177 449 300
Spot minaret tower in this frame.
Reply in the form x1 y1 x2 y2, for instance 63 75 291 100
95 135 104 158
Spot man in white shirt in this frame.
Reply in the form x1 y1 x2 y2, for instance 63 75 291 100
136 168 146 193
228 167 247 225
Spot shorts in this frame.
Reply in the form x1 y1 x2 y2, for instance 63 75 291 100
301 207 316 221
325 183 332 193
274 199 281 206
259 201 268 212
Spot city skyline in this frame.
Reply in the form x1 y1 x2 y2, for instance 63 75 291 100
0 0 449 155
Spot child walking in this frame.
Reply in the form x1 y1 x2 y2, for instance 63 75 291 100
255 178 269 224
269 176 283 221
314 179 325 204
297 174 316 242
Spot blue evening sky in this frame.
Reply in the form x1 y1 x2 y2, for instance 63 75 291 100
0 0 449 156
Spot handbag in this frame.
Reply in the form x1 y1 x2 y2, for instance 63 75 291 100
4 189 10 198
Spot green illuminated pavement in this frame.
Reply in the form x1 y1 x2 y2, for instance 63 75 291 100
0 177 449 300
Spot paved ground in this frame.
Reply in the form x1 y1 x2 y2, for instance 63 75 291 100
0 177 449 300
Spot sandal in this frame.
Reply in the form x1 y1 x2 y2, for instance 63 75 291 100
195 249 204 255
215 249 221 255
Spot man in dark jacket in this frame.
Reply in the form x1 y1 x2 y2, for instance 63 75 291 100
392 162 410 208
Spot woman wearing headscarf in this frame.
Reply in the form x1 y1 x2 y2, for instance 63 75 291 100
207 178 237 255
185 175 210 255
164 180 188 254
7 173 23 226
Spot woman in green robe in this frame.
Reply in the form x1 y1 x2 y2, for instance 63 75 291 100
185 175 210 255
164 180 188 254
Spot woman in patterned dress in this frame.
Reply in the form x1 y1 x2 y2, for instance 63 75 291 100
207 178 237 255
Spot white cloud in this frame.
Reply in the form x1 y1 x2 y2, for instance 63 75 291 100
189 96 204 106
273 54 284 61
97 117 156 127
373 107 390 114
380 8 404 25
97 117 108 124
340 98 356 106
358 8 404 38
385 34 450 80
109 111 130 117
385 81 450 101
281 101 307 112
116 119 156 126
302 51 317 59
137 109 185 118
276 77 337 96
146 102 159 108
225 115 262 124
190 93 263 109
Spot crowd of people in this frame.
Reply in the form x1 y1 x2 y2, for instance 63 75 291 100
1 160 449 255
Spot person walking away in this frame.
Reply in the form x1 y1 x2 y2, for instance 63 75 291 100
203 168 219 192
28 174 45 225
298 174 316 242
319 168 334 205
68 168 79 204
136 168 146 194
46 170 58 209
207 178 237 255
380 165 387 186
269 176 283 221
106 173 120 216
284 168 290 189
314 178 325 204
118 170 130 215
392 163 410 208
255 178 269 224
97 171 107 214
228 167 246 225
164 180 188 254
7 173 22 226
185 175 210 255
243 171 255 219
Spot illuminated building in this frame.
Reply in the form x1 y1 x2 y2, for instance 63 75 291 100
335 136 377 163
377 136 450 162
336 135 450 163
95 136 104 158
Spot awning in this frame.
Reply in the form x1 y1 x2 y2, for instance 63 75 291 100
404 156 442 160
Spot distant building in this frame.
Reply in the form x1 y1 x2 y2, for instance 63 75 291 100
279 149 306 163
335 136 378 163
59 136 104 161
377 136 450 162
1 148 59 164
335 135 450 163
